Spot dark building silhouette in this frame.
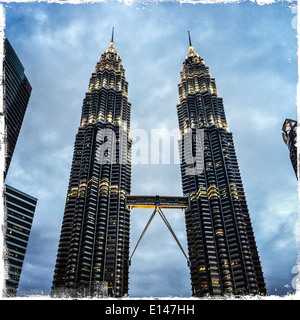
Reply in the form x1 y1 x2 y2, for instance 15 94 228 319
4 185 37 296
176 33 266 296
52 32 132 297
3 37 32 178
3 37 37 296
282 119 297 178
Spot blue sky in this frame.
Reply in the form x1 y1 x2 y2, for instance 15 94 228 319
3 0 298 298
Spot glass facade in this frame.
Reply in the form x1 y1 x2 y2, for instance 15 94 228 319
4 184 37 296
177 40 266 296
4 37 32 178
3 37 36 297
52 38 132 298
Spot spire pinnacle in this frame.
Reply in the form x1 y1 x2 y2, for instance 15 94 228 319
186 30 199 59
110 27 114 47
188 30 192 47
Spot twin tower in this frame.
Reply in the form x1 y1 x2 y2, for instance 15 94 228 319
51 30 266 297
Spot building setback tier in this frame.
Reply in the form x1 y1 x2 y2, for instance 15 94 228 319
176 35 266 296
52 36 132 298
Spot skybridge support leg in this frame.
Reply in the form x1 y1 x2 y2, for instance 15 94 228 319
129 207 158 265
129 206 190 268
157 208 189 263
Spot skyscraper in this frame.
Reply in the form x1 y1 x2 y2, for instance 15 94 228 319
52 30 132 297
3 37 32 178
3 37 37 297
4 185 37 296
176 33 266 296
282 119 297 178
52 31 266 298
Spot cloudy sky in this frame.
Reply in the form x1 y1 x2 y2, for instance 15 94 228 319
3 0 298 298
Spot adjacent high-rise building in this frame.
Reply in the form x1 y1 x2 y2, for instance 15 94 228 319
52 31 132 297
282 119 297 178
4 185 37 296
3 37 32 178
3 37 37 297
176 34 266 296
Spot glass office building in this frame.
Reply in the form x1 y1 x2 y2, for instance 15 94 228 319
3 37 36 297
3 37 32 178
4 185 37 296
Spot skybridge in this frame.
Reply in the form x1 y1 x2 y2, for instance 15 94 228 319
126 195 189 210
127 194 190 267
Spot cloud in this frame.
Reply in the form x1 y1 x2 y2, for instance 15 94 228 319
4 1 298 298
17 228 59 296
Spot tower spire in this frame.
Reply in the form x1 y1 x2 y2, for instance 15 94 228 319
186 30 198 58
111 27 114 43
188 30 192 47
110 27 114 47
